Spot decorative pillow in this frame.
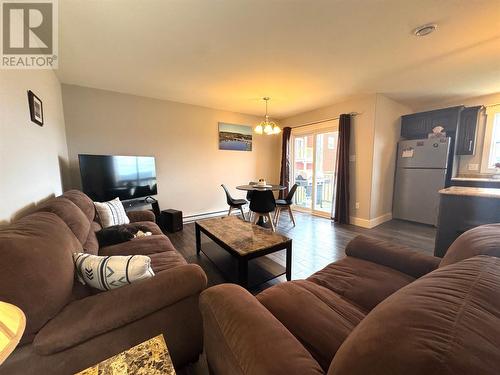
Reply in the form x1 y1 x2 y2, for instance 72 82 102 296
73 253 154 291
94 197 130 228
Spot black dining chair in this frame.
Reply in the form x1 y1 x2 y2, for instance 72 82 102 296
274 183 298 227
246 182 258 221
250 190 277 231
221 184 247 220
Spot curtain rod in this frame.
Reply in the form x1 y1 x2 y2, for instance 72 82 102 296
291 112 360 129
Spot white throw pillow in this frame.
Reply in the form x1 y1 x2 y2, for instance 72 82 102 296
73 253 154 291
94 197 130 228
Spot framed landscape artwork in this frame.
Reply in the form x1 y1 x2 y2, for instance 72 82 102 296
27 90 44 126
218 122 252 151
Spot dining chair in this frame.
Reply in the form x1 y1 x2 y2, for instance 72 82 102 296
249 190 277 231
221 184 247 220
274 183 298 227
246 182 257 222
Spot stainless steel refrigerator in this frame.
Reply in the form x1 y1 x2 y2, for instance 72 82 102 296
393 138 451 226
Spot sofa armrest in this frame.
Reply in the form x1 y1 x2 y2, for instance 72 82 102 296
200 284 323 375
127 210 156 223
346 235 440 278
33 264 207 355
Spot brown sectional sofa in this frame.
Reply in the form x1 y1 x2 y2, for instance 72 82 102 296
200 224 500 375
0 190 207 375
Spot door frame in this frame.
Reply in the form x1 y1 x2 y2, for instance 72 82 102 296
290 120 339 218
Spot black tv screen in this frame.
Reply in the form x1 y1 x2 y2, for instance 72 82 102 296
78 154 158 202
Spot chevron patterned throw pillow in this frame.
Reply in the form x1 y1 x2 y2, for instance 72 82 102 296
73 253 154 290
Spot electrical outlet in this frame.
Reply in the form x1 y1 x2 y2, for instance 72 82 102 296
468 163 479 171
355 202 360 209
349 155 356 162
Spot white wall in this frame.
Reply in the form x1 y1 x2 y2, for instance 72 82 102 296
0 70 69 223
61 85 281 217
371 94 412 222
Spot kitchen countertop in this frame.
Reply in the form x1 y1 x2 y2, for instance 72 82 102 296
452 177 500 183
439 186 500 198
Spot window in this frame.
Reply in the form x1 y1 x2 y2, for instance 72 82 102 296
487 113 500 168
295 138 305 160
328 136 335 149
481 106 500 173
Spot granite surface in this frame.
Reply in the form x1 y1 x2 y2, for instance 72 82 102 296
75 335 175 375
452 177 500 183
197 216 290 255
439 186 500 198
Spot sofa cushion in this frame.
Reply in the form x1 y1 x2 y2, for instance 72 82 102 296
99 235 177 256
82 222 100 255
149 251 187 273
346 235 440 278
257 280 365 371
0 212 81 339
35 197 91 245
33 264 207 355
328 256 500 375
440 224 500 267
307 257 414 312
61 190 95 222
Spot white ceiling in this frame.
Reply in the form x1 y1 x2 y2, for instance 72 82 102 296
57 0 500 118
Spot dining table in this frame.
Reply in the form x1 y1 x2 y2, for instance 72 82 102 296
236 184 286 227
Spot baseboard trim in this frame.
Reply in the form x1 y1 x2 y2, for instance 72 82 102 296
350 213 392 229
183 209 249 223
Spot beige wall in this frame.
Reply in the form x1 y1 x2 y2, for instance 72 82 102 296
281 95 377 223
415 92 500 176
61 85 281 218
0 70 68 223
371 94 412 221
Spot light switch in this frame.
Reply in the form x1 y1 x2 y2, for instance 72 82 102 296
468 163 479 171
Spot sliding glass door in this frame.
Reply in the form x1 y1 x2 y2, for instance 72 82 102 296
292 123 338 217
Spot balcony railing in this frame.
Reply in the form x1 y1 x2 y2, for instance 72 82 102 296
294 172 335 211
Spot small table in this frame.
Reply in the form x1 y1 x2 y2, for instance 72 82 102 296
75 335 175 375
236 184 286 227
195 216 292 288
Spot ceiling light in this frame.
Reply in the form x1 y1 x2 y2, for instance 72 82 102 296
255 97 281 136
413 24 437 37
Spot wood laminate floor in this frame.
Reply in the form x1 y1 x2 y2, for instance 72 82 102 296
167 211 436 293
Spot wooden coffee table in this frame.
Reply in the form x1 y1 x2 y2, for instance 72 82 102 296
75 335 175 375
195 216 292 288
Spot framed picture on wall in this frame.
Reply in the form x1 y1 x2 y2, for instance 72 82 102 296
218 122 252 151
27 90 44 126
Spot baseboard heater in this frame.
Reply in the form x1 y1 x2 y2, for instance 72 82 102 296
183 209 249 224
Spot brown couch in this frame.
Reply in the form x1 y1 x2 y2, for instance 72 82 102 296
0 190 207 375
200 224 500 375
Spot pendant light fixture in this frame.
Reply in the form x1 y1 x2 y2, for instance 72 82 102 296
255 97 281 135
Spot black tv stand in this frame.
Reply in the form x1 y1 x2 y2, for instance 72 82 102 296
123 197 160 221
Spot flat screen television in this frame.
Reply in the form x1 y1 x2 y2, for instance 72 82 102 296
78 154 158 202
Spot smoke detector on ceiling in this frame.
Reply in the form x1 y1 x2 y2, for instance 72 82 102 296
413 24 437 37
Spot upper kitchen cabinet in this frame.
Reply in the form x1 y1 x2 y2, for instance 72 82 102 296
455 106 483 155
401 106 464 139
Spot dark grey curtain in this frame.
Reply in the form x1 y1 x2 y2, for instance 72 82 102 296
333 114 351 224
279 127 292 199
